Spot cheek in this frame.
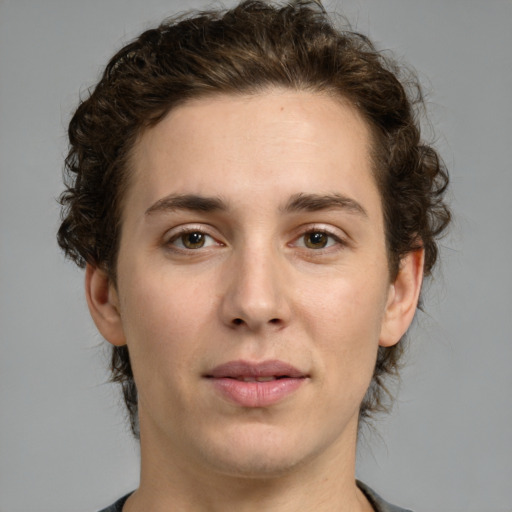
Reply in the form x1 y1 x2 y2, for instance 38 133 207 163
117 267 216 374
298 268 388 379
117 269 220 421
302 266 388 333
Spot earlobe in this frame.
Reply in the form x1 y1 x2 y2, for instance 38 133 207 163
379 248 425 348
85 264 126 346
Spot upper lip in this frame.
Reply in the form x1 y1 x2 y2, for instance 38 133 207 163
206 360 307 379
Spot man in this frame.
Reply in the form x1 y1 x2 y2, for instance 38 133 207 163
58 1 450 510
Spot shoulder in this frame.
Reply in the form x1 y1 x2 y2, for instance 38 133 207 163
97 492 132 512
357 481 414 512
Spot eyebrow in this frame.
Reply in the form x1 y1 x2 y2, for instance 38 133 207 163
144 192 368 218
282 193 368 218
145 193 228 216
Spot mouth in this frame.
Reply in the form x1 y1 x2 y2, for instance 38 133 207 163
204 360 309 407
228 376 288 382
206 359 307 380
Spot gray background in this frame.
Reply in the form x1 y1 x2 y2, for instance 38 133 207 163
1 1 511 511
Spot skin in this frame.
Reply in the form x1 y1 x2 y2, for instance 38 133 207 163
86 89 423 512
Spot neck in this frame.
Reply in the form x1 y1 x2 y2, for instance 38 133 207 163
124 414 373 512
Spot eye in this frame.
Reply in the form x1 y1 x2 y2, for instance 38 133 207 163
295 230 341 250
169 231 218 250
304 232 330 249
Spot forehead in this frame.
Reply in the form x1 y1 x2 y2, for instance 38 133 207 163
125 89 381 221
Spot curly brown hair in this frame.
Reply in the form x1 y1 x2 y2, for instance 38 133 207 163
58 0 450 436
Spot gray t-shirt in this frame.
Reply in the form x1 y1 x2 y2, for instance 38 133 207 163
98 481 413 512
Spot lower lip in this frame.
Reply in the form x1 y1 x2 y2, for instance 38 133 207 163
208 377 306 407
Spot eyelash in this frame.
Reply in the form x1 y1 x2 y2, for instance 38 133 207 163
165 226 221 252
292 228 345 252
164 226 347 254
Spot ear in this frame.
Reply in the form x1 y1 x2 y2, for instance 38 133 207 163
85 264 126 346
379 248 425 348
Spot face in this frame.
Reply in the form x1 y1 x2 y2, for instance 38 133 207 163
88 89 421 480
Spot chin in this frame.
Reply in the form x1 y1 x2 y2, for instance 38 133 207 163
204 449 307 480
194 424 319 479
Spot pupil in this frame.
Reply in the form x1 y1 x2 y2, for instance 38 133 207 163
307 232 327 248
184 232 204 248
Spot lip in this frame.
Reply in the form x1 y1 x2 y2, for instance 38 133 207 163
205 360 309 407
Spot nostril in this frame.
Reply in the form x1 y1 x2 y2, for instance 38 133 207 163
230 317 282 327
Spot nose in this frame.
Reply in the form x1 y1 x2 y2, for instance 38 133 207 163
219 247 291 332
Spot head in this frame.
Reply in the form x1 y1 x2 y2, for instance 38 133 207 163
58 0 450 438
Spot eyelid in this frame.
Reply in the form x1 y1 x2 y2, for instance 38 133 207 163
164 224 223 249
162 222 348 252
289 224 348 249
